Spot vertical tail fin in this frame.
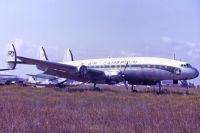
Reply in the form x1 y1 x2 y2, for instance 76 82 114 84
7 44 17 70
63 49 74 62
39 46 48 61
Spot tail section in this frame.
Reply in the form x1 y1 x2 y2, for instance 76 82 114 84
7 44 17 70
63 49 74 62
39 46 48 61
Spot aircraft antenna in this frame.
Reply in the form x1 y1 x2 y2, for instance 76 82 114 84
173 53 176 60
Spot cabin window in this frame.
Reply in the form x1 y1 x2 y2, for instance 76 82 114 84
111 65 115 68
116 65 120 68
121 65 125 68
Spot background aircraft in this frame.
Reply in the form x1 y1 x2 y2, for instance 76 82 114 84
0 75 25 85
27 73 83 88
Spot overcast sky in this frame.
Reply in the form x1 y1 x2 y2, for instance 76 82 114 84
0 0 199 84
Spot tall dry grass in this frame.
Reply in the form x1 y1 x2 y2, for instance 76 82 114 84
0 85 199 133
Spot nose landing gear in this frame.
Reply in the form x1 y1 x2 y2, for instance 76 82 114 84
181 80 189 95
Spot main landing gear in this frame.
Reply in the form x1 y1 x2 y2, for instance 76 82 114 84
156 81 170 95
131 84 138 93
156 81 163 94
93 83 101 91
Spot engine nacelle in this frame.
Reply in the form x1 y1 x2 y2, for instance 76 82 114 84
174 68 181 75
78 65 88 78
105 70 123 84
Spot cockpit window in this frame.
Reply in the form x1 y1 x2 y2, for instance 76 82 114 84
186 64 191 67
181 64 192 68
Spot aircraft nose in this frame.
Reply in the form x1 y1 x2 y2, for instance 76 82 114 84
193 67 199 78
193 68 199 78
182 67 199 79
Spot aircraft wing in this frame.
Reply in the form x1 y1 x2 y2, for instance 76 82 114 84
17 56 77 72
0 74 18 76
26 73 59 81
0 69 11 71
17 56 106 82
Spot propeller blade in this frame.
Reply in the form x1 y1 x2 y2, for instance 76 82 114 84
123 79 129 90
56 79 68 86
123 62 129 73
181 80 188 87
120 62 129 90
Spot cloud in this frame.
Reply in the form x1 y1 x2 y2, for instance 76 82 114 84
161 36 200 59
8 38 24 52
0 38 24 63
120 50 138 57
186 42 197 48
120 50 128 56
6 39 50 58
187 49 200 58
161 36 173 43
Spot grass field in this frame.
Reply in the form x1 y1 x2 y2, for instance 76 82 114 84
0 85 200 133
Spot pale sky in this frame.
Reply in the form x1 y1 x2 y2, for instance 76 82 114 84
0 0 199 84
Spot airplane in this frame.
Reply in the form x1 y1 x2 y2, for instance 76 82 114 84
27 73 66 87
26 73 65 88
0 74 26 85
6 44 199 93
27 73 84 88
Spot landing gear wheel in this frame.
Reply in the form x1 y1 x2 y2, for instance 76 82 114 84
93 83 101 92
156 81 163 95
185 87 189 95
131 89 138 93
156 90 163 95
94 87 101 91
131 84 138 93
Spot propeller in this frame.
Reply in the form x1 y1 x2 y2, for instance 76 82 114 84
180 80 188 87
79 65 88 78
55 79 68 87
121 62 129 89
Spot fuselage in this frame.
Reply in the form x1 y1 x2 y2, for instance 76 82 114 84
8 44 199 86
60 57 199 84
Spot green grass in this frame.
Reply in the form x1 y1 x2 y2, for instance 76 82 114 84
0 85 199 133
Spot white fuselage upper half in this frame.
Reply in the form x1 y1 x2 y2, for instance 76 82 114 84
63 57 184 67
60 57 199 82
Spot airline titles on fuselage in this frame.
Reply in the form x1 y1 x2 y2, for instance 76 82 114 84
86 60 138 66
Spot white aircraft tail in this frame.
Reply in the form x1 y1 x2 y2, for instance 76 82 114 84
63 49 74 62
39 46 48 61
7 44 17 69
